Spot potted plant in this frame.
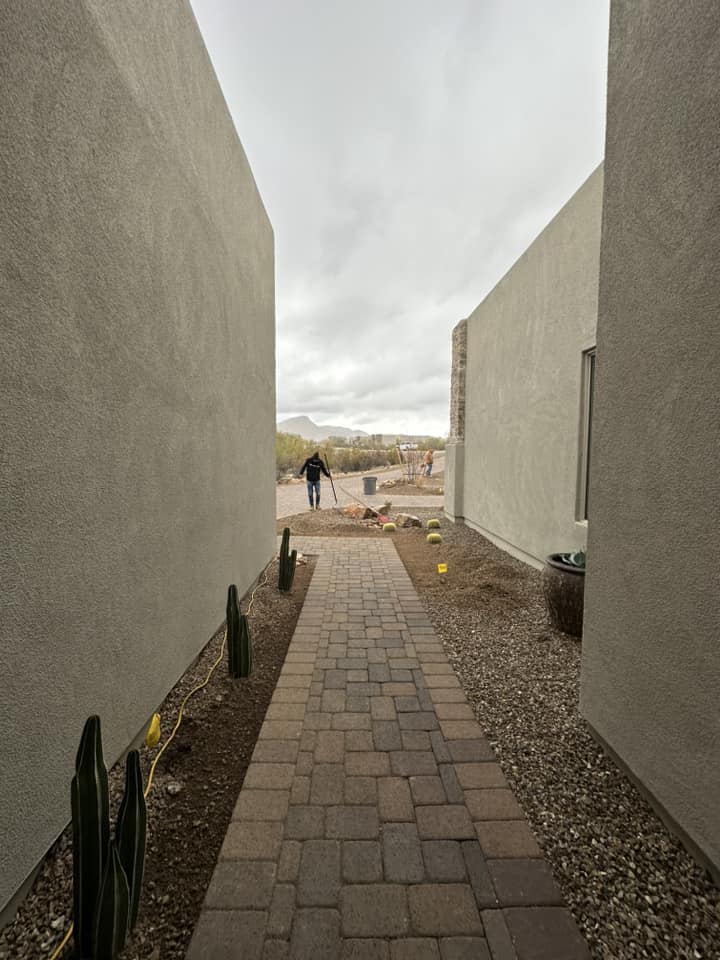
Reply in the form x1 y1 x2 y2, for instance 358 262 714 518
541 549 586 637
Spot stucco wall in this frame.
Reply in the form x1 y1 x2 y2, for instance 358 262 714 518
0 0 275 913
457 166 603 567
581 0 720 876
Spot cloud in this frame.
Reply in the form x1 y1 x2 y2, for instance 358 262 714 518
190 0 610 435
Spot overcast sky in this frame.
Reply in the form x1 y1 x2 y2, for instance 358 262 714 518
190 0 609 437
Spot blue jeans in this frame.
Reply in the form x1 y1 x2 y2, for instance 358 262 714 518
307 480 320 506
425 463 433 476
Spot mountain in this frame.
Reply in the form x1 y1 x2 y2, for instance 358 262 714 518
277 415 368 441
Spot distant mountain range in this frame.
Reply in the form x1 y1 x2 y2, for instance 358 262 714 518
277 416 369 441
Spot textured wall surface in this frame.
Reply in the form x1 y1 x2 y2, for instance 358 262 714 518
458 167 603 566
0 0 275 912
581 0 720 876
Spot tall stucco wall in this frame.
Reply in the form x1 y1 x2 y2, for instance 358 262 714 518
459 166 603 567
0 0 275 913
581 0 720 876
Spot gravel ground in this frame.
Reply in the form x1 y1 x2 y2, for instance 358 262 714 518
0 554 314 960
392 510 719 960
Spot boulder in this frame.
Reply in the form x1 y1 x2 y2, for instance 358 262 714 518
342 503 374 520
396 513 421 528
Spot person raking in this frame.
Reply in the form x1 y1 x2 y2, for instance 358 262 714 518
299 451 331 510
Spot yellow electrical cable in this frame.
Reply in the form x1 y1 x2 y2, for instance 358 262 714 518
48 571 269 959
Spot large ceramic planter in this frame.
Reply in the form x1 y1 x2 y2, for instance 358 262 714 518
542 554 585 638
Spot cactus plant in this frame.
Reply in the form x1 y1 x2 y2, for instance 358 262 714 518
93 841 130 960
426 532 443 544
238 613 253 676
72 715 110 959
279 527 296 592
427 518 441 529
115 750 146 933
226 584 241 676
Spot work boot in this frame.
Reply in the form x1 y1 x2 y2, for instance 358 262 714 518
308 505 314 511
315 504 321 510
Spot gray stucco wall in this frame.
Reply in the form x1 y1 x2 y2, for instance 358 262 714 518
580 0 720 876
0 0 275 913
455 166 603 567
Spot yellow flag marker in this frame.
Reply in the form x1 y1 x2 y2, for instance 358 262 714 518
437 563 448 574
145 712 161 748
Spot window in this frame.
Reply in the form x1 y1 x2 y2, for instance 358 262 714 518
577 348 596 521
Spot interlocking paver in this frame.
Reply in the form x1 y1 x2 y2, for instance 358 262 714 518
341 884 410 937
187 910 266 960
465 789 524 821
455 763 507 789
195 537 589 959
416 805 475 840
205 861 276 910
326 805 379 839
382 822 424 882
422 841 467 882
504 907 591 959
486 859 564 906
342 940 389 960
390 751 438 777
267 884 295 937
297 839 341 906
220 821 283 860
378 777 414 821
408 884 482 936
342 840 383 883
409 775 446 805
390 939 441 960
439 937 491 960
289 908 341 960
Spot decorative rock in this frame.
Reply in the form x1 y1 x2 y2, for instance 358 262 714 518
396 514 421 528
342 504 374 520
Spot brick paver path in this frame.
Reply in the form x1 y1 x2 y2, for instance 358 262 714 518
188 537 590 960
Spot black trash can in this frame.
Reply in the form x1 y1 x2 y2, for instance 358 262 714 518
362 476 378 495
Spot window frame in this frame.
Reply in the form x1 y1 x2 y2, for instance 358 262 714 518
576 347 597 522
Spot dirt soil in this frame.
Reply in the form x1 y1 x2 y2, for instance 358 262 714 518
0 555 314 960
377 470 444 496
277 509 386 538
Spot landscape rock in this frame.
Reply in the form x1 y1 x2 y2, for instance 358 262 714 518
342 503 374 520
396 514 421 528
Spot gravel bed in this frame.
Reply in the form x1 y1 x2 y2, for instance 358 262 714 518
394 510 719 960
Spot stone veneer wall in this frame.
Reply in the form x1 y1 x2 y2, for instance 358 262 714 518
444 319 467 522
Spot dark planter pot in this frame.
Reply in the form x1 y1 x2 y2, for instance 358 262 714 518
542 554 585 638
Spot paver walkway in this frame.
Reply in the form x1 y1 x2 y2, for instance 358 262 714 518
188 537 590 960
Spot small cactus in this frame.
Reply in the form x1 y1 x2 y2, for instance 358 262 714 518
383 522 396 532
226 584 244 677
427 518 441 529
230 613 253 677
426 532 443 544
116 750 146 933
72 716 110 959
279 527 296 592
93 841 129 960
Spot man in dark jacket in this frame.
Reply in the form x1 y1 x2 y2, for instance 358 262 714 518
299 451 331 510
